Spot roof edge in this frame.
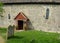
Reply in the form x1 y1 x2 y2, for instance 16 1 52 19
3 2 60 5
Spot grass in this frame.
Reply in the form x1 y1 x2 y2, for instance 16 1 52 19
7 30 60 43
0 27 7 33
0 28 60 43
0 27 7 39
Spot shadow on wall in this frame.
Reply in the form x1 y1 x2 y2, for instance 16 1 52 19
27 19 34 30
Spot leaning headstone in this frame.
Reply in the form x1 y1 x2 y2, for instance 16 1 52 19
7 25 14 39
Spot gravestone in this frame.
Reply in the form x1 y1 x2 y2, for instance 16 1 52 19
7 25 15 39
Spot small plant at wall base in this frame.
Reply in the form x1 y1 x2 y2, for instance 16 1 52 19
0 2 4 25
0 2 4 16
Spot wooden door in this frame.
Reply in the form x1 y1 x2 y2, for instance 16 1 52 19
18 20 23 30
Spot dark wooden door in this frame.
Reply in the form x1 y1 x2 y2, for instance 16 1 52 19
18 20 23 30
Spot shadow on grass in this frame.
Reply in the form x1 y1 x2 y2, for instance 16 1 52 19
30 39 38 43
8 36 24 39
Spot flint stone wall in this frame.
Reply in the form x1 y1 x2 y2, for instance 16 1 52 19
1 4 60 32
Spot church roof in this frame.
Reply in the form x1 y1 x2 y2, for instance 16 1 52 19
0 0 60 3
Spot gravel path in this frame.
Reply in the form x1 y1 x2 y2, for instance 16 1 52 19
0 36 5 43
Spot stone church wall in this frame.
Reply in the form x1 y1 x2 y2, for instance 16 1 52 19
2 4 60 32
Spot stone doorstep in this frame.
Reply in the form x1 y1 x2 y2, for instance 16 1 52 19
15 30 24 32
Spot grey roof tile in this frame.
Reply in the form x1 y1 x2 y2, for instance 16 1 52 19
0 0 60 3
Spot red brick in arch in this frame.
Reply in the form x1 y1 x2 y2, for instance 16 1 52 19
14 12 28 21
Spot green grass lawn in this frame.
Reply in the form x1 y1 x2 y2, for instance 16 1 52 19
0 27 7 33
0 27 7 39
7 30 60 43
0 28 60 43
